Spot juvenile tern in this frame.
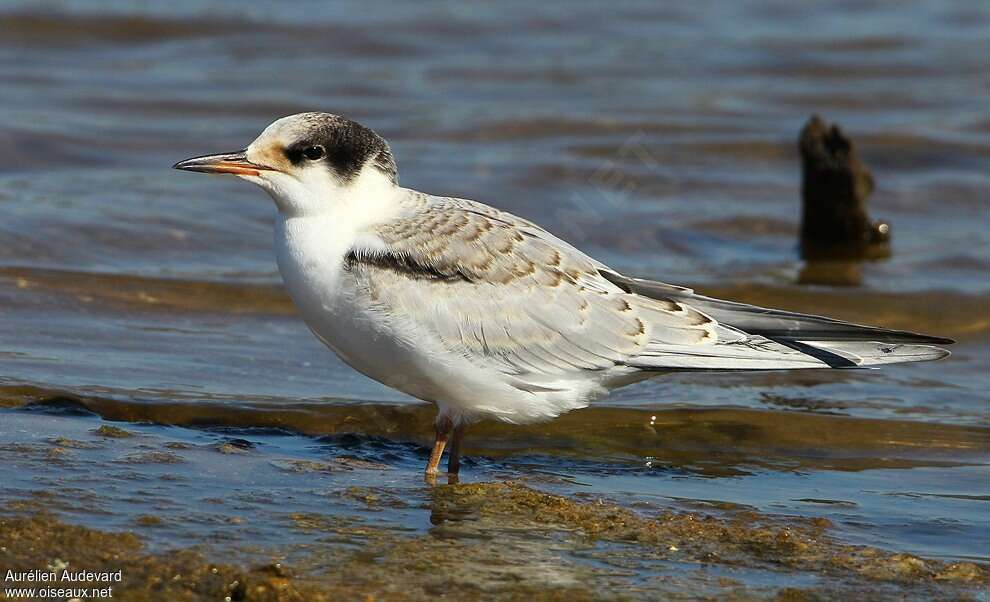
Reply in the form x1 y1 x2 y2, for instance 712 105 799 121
174 112 953 478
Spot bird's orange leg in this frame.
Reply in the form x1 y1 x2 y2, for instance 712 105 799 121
447 423 467 476
425 415 452 477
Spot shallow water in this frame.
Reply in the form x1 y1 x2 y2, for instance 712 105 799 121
1 1 989 598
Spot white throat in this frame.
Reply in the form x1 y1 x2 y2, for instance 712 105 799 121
247 162 400 230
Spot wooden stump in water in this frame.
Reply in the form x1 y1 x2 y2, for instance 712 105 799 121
799 115 890 262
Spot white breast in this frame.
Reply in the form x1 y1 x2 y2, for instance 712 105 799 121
275 214 457 401
275 215 376 369
276 214 580 423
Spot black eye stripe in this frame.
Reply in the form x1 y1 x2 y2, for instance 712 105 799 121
278 117 397 184
284 147 304 164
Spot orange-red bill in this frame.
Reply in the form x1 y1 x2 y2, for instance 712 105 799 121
172 151 270 176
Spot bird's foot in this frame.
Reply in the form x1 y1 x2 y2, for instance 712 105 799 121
423 469 459 486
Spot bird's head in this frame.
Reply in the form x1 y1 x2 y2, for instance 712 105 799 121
173 112 398 217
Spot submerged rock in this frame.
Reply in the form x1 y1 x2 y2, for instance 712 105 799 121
114 451 184 464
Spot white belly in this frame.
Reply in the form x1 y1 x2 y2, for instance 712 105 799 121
274 215 602 424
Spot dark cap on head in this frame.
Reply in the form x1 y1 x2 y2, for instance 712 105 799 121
282 113 397 185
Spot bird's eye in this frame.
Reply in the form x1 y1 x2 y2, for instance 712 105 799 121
303 145 325 161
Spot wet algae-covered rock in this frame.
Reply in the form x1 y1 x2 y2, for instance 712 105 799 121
799 115 891 261
92 424 135 438
431 482 988 588
0 512 336 602
2 483 988 601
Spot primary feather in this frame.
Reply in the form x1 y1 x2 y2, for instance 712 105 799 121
599 271 951 367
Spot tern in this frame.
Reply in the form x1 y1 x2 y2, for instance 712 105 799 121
174 112 953 479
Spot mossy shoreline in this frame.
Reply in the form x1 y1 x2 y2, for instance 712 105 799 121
2 481 985 601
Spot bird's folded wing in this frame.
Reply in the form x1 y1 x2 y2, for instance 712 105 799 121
346 198 736 383
347 196 948 378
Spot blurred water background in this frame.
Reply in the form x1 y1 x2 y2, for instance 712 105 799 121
0 1 988 596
